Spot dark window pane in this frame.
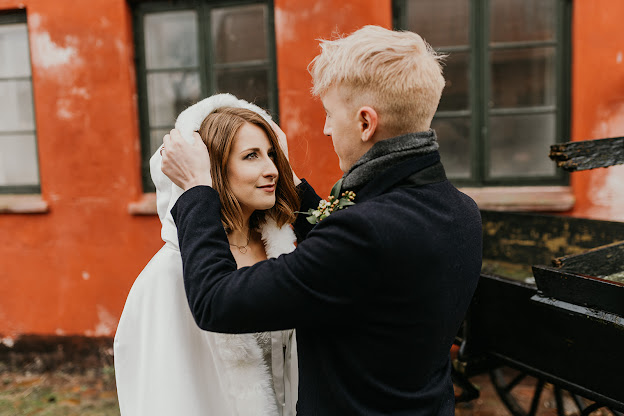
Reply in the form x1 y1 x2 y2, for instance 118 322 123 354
216 67 269 110
147 71 201 127
438 52 470 112
489 113 556 178
0 134 39 186
149 128 170 158
211 4 267 64
0 23 30 77
0 80 35 131
432 117 471 179
406 0 469 47
490 0 556 43
144 11 198 69
490 47 555 108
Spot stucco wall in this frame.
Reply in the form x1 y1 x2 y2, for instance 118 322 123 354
568 0 624 221
0 0 160 341
274 0 392 192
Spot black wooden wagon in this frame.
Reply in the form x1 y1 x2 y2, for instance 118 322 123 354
452 137 624 415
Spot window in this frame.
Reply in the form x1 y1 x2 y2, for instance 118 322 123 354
0 10 39 194
132 0 277 192
394 0 571 187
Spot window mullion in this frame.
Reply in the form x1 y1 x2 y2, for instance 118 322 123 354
266 0 278 119
133 8 152 191
472 0 488 185
201 3 215 96
556 0 572 184
198 3 211 98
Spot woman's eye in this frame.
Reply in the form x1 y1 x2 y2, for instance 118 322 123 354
268 151 277 160
244 152 258 159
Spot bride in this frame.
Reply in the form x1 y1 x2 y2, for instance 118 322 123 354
114 94 299 416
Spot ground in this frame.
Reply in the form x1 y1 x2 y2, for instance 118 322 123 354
0 368 618 415
0 367 119 416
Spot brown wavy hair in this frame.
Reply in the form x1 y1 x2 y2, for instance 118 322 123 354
198 107 299 231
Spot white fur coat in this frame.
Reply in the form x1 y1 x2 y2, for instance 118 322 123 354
114 95 298 416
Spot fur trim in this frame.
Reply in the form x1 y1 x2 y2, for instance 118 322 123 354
259 218 297 259
214 222 295 416
175 93 271 143
215 334 278 416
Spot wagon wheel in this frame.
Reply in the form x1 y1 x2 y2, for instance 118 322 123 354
490 367 623 416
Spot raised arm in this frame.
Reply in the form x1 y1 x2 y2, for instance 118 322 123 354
171 185 379 333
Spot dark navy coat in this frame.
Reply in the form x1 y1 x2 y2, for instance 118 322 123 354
171 151 482 415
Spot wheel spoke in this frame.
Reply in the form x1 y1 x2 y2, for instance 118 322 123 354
571 393 585 411
580 402 603 416
554 387 565 416
505 372 528 393
528 379 545 416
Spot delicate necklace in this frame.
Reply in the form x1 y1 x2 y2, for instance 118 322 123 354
229 229 251 254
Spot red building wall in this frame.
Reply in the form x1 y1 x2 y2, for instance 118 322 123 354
0 0 159 340
0 0 622 343
568 0 624 221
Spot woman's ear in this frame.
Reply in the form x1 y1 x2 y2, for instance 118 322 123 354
358 106 378 143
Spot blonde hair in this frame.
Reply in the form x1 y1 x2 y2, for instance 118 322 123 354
198 107 299 231
309 25 446 134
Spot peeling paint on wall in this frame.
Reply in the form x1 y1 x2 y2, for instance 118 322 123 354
588 165 624 221
584 103 624 221
71 87 90 99
56 98 74 120
30 31 82 70
1 336 15 348
94 305 116 336
274 2 323 42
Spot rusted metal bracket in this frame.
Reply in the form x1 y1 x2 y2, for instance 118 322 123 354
549 136 624 171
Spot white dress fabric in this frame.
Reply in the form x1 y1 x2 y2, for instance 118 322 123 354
114 94 298 416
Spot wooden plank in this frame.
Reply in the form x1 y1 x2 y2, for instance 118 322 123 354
481 210 624 266
549 136 624 171
552 240 624 275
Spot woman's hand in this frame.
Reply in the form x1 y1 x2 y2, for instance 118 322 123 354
162 129 212 191
268 120 301 186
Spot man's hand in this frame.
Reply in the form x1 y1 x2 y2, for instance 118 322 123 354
161 129 212 191
268 120 301 186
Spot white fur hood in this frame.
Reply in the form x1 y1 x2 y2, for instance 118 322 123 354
149 93 274 250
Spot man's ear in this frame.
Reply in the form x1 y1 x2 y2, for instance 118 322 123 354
358 106 378 143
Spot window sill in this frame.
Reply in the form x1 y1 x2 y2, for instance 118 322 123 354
128 193 157 215
0 194 49 214
129 187 575 215
459 186 575 212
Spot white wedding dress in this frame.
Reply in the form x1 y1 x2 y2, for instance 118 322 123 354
114 95 298 416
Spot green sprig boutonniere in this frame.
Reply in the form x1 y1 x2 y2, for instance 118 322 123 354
297 179 356 225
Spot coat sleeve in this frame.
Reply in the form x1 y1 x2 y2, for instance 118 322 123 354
171 185 380 333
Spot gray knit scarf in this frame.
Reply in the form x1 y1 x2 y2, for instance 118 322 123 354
341 129 439 193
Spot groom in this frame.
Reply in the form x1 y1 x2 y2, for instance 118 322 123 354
162 25 482 415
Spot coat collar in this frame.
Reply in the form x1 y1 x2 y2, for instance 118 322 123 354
353 151 444 202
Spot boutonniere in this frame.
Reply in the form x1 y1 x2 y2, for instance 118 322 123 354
297 179 356 224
